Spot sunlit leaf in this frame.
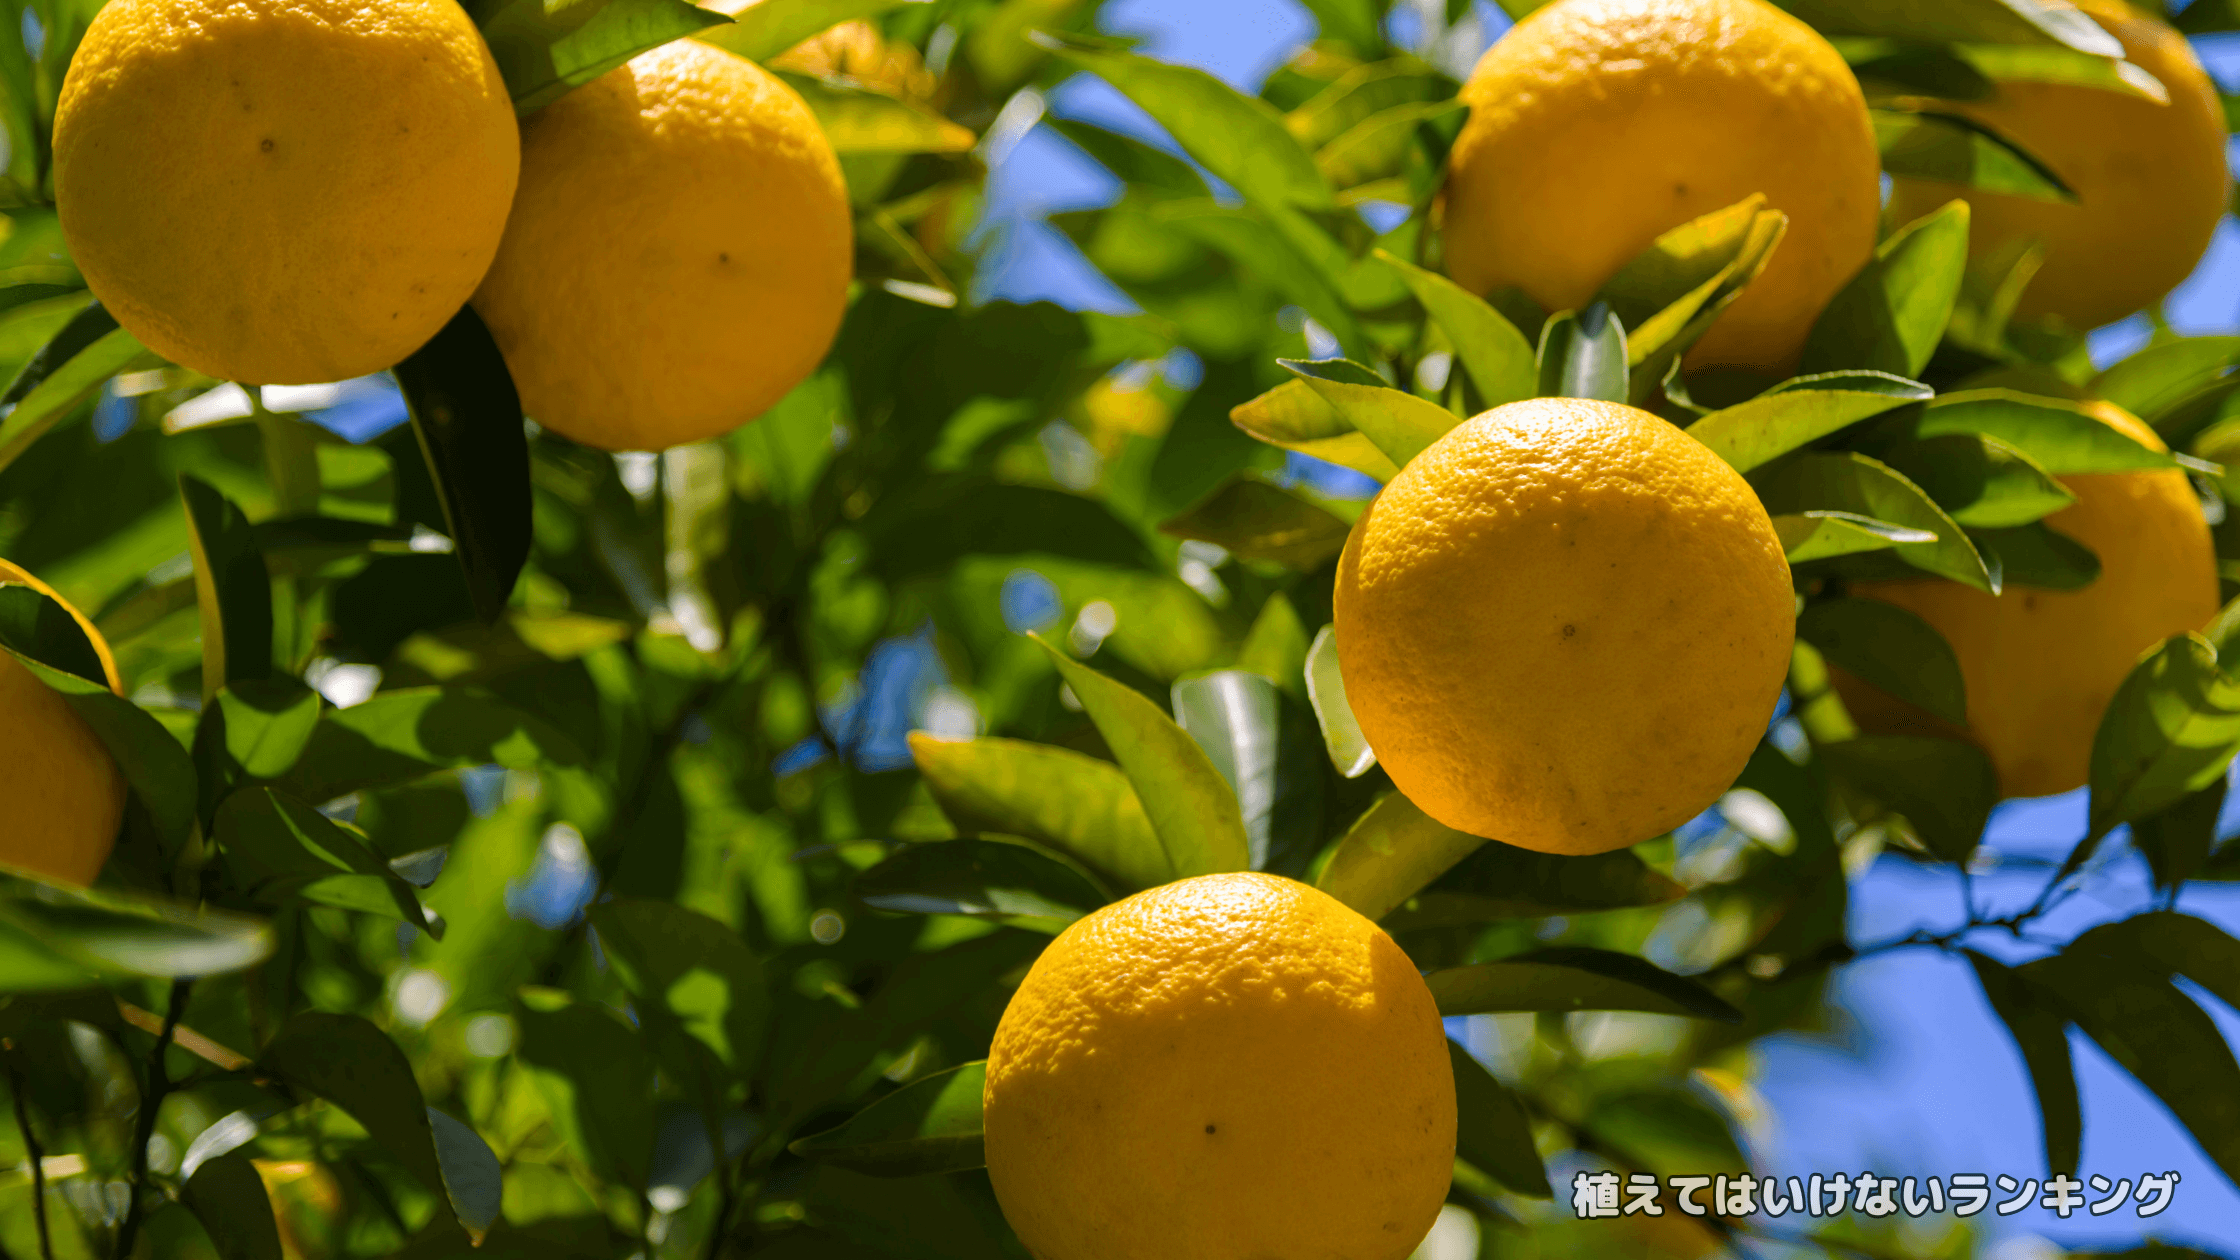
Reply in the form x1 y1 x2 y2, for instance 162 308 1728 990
1773 511 1937 562
1314 99 1464 191
274 687 589 803
1285 62 1452 150
2085 633 2240 845
782 74 977 154
513 993 657 1189
1305 624 1375 778
907 732 1170 893
1873 108 2075 203
1783 0 2123 58
789 1061 988 1177
1802 199 1969 378
592 898 770 1074
1282 358 1458 467
1752 451 1993 591
700 0 911 62
1596 195 1787 395
1869 432 2073 528
476 0 731 113
1172 670 1325 875
1535 303 1627 403
1229 378 1400 480
2093 336 2240 428
1375 249 1536 409
1687 371 1931 473
1426 947 1742 1021
214 788 436 932
1158 475 1353 569
0 302 158 476
1315 792 1486 922
205 680 324 781
1913 390 2174 474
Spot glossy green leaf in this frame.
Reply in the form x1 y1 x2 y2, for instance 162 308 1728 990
907 732 1170 893
1968 522 2100 591
1873 108 2075 202
0 879 266 979
1785 0 2123 59
1315 792 1486 922
2086 633 2240 845
1965 951 2081 1178
1158 475 1353 569
2130 781 2227 892
182 1152 284 1260
514 993 657 1189
1426 947 1742 1021
1229 378 1400 481
854 837 1109 931
789 1061 988 1177
1956 43 2168 101
1304 624 1376 778
1281 358 1458 467
1803 199 1970 378
261 1013 460 1208
1820 736 1998 860
783 75 977 154
1687 371 1931 473
1448 1040 1550 1198
476 0 730 113
213 789 435 932
207 680 324 781
1915 390 2174 474
2094 336 2240 426
1774 510 1938 561
700 0 909 62
1798 597 1967 725
1752 451 1993 591
426 1109 504 1239
181 474 274 703
1381 837 1684 930
392 305 531 623
1237 593 1312 701
1050 40 1334 211
1535 302 1628 403
1031 635 1251 879
592 898 770 1074
0 648 197 846
1593 195 1788 396
0 304 157 476
1173 669 1324 876
1872 432 2073 528
0 581 104 685
274 687 589 803
1376 249 1537 409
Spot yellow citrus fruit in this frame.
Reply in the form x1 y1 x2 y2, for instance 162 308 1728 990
1442 0 1880 373
1887 0 2227 332
1336 398 1794 853
471 41 852 452
1838 402 2218 798
0 559 126 886
983 872 1454 1260
53 0 518 386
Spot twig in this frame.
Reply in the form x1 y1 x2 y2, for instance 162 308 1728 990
112 978 191 1259
6 1055 52 1260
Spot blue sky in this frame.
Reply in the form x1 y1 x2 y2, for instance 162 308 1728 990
967 1 2240 1249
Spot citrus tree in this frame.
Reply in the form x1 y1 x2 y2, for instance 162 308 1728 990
0 0 2237 1255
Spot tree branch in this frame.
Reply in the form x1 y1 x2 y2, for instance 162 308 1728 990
5 1054 51 1260
112 978 191 1259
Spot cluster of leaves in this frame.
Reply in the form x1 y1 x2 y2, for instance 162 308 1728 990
0 0 2236 1257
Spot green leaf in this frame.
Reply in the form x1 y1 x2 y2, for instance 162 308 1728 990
426 1109 504 1239
1535 302 1627 403
1315 792 1487 922
1836 37 1996 99
206 680 324 781
781 74 977 154
1172 669 1325 875
513 993 657 1189
0 649 198 846
1611 203 1787 402
181 1152 284 1260
1873 108 2076 203
1380 837 1684 930
1375 249 1536 409
260 1013 462 1209
1425 947 1742 1022
1819 736 1998 860
1802 199 1970 378
1447 1040 1549 1198
1915 390 2175 474
2068 911 2240 1015
2086 634 2240 844
2093 336 2240 426
852 838 1110 933
1773 511 1938 562
1965 951 2081 1178
2130 781 2226 892
1280 357 1459 468
1157 475 1353 569
475 0 731 114
591 898 770 1074
0 303 158 476
1686 371 1932 474
2180 0 2240 32
1049 40 1334 211
0 919 96 991
1955 43 2170 101
1046 117 1210 198
1786 0 2124 57
1968 522 2101 591
1229 379 1400 481
273 687 589 802
699 0 909 62
1030 634 1252 879
0 879 269 982
1161 203 1368 359
1290 0 1387 54
1304 624 1375 778
213 789 435 932
1237 592 1312 702
391 305 531 624
2022 948 2240 1189
906 733 1170 893
1314 98 1465 191
789 1061 988 1177
0 581 105 685
1286 63 1452 151
180 474 274 703
1798 597 1968 725
1753 451 1993 591
1870 433 2074 528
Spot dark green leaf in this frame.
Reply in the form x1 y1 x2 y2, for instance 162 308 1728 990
261 1013 457 1205
273 687 588 802
0 883 270 978
476 0 731 114
0 303 155 475
1535 302 1627 403
1915 390 2174 474
0 649 198 846
2068 911 2240 1015
1376 249 1536 409
1836 37 1995 99
1803 199 1970 378
2086 634 2240 844
1315 792 1487 922
789 1061 988 1177
2179 0 2240 32
1873 108 2075 202
1687 372 1931 473
1 300 116 408
852 837 1109 932
1304 624 1375 778
1229 379 1399 481
392 305 531 623
1158 475 1352 569
427 1109 504 1238
212 789 435 933
1968 522 2100 591
907 732 1169 893
2130 781 2227 892
182 1152 284 1260
1819 736 1997 860
207 680 324 781
1281 358 1458 467
1773 511 1937 562
1425 947 1742 1022
1289 0 1386 55
700 0 908 62
1753 451 1992 591
1448 1040 1549 1197
1030 634 1251 879
1798 597 1967 725
1382 838 1683 929
1872 433 2073 528
592 898 770 1074
514 993 657 1188
1965 951 2081 1177
0 581 104 685
1172 669 1324 875
180 474 274 701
